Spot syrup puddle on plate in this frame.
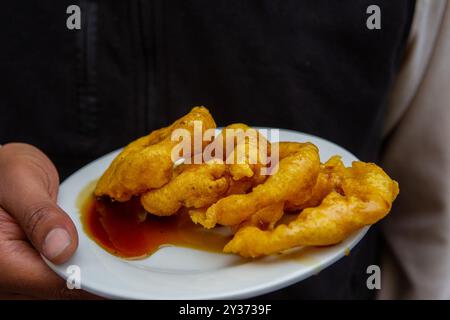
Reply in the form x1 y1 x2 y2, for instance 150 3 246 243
77 180 334 265
77 180 232 259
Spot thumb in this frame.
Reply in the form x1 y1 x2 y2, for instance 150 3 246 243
0 143 78 264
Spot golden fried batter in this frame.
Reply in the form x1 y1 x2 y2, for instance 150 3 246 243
93 108 400 259
285 155 345 210
238 202 285 230
214 123 271 181
224 160 399 257
190 143 320 228
140 161 229 216
275 141 312 159
94 107 216 201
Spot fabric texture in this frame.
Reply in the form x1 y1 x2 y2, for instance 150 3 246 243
380 0 450 299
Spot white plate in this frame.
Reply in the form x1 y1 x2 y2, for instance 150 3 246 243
45 129 367 300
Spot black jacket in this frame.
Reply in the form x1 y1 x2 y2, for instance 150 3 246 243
0 0 415 299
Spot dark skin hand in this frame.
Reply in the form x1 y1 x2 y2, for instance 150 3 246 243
0 143 97 299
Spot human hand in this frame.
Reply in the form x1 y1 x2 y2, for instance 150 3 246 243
0 143 96 299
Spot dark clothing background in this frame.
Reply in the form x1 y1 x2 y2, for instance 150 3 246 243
0 1 414 299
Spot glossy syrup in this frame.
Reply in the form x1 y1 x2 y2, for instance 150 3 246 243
78 183 231 259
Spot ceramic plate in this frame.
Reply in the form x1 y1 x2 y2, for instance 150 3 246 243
44 129 367 299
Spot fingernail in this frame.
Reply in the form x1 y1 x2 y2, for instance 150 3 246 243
43 228 72 260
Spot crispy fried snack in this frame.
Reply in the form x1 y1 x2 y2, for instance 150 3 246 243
275 141 311 159
190 143 320 228
141 124 276 216
219 123 270 181
285 154 345 210
94 107 216 201
238 202 285 230
93 108 399 259
223 159 399 257
140 160 229 216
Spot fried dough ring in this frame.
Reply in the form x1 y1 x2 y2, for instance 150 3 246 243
238 202 285 230
140 161 229 216
285 155 345 210
223 160 399 257
190 143 320 228
94 106 216 201
141 124 273 216
205 123 271 183
223 124 270 181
